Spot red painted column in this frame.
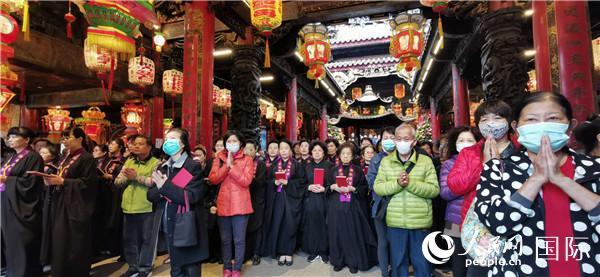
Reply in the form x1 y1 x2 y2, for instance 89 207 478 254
555 1 597 121
452 63 469 127
532 1 552 92
319 105 327 141
151 96 164 142
430 96 440 143
285 78 298 141
182 1 214 148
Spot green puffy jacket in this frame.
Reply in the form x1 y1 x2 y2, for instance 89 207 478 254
374 150 440 229
117 157 161 214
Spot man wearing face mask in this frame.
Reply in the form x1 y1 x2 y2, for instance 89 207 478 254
374 124 440 277
365 126 396 277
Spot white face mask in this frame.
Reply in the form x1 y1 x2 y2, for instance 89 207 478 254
396 140 413 155
456 142 475 153
60 143 66 153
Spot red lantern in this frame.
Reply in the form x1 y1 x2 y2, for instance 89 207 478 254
394 84 405 99
121 104 143 135
390 13 425 72
299 23 331 86
163 69 183 96
250 0 282 68
75 106 110 144
42 107 73 142
352 87 362 100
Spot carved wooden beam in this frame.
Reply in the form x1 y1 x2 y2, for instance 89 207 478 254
210 3 248 39
26 88 139 108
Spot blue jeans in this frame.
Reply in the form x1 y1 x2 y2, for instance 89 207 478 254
374 218 390 277
388 228 432 277
218 215 249 271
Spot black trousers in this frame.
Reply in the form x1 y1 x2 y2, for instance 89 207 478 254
171 263 201 277
123 213 159 273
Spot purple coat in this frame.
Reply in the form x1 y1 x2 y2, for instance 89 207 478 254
439 155 464 225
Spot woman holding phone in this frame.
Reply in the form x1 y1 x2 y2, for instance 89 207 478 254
326 142 376 274
301 140 333 264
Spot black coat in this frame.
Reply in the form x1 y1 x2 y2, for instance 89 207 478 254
248 158 267 233
1 149 44 276
147 154 209 268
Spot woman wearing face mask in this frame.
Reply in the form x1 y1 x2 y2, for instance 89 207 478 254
475 92 600 277
148 128 208 276
1 127 45 276
327 142 377 273
208 131 255 277
262 139 307 266
43 127 99 276
301 141 333 264
439 126 479 277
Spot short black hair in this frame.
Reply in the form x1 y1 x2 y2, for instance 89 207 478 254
309 140 327 153
94 144 109 153
325 138 340 148
40 143 59 163
7 127 35 143
360 137 373 146
223 130 246 148
165 128 190 154
361 145 376 156
33 137 51 146
109 138 126 154
130 134 153 147
245 140 260 150
299 139 310 147
513 91 573 122
446 126 481 156
474 100 512 125
574 115 600 154
62 127 91 152
267 140 279 148
213 139 223 152
279 139 293 150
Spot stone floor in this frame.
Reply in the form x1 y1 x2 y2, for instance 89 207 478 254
90 253 452 277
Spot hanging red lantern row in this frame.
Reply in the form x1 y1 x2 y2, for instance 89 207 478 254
389 13 425 72
299 23 331 87
128 48 155 87
351 87 362 100
394 83 405 99
420 0 448 49
75 106 110 144
163 69 183 119
121 103 143 135
42 107 73 142
250 0 282 68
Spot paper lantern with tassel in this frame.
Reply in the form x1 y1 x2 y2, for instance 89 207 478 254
84 38 117 104
128 48 155 87
250 0 282 68
121 103 143 135
163 69 183 96
43 107 72 142
389 13 425 72
299 23 331 87
420 0 448 49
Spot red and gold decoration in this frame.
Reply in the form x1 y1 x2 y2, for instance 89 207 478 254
121 103 143 135
75 106 110 144
250 0 282 68
0 0 20 105
163 69 183 96
42 107 73 142
266 106 277 121
84 38 118 104
298 23 331 87
213 85 231 109
275 110 285 124
527 70 537 92
351 87 362 100
389 13 425 72
128 48 155 87
394 83 405 99
0 88 15 112
420 0 448 49
163 118 173 136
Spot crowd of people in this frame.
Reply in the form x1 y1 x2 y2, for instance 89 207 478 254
1 92 599 277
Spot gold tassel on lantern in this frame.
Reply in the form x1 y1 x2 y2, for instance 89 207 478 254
22 0 29 41
438 15 444 49
264 37 271 68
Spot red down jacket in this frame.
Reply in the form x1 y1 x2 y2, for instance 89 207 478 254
447 140 484 227
208 149 256 216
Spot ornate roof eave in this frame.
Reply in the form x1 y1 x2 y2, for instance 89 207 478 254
329 64 415 91
329 111 416 128
346 95 394 108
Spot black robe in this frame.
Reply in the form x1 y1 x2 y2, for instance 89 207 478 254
326 163 377 271
246 158 267 258
301 159 332 257
41 162 57 265
201 158 221 262
48 150 99 277
1 150 44 276
261 158 307 257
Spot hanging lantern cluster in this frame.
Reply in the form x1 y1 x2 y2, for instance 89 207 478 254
121 103 143 135
212 85 231 109
351 87 362 100
128 48 155 87
84 38 118 104
298 23 331 87
394 83 405 100
420 0 448 49
389 13 425 72
163 69 183 97
75 106 110 144
250 0 282 68
43 107 73 142
266 106 277 120
0 0 28 41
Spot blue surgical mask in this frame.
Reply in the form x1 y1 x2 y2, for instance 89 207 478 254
162 138 182 156
226 143 240 154
381 139 396 152
517 122 569 154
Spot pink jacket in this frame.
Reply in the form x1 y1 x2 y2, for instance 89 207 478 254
208 149 255 216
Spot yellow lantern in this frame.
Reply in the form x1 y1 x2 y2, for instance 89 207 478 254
250 0 282 68
121 104 143 135
163 69 183 96
390 13 425 72
266 106 277 120
128 54 155 87
84 38 118 100
299 23 331 86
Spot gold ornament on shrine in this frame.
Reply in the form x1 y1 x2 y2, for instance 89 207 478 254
250 0 282 68
0 87 15 112
43 107 73 142
298 23 331 87
75 106 110 144
394 83 405 99
390 13 425 72
351 87 362 100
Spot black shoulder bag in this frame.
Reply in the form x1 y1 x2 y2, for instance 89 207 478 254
173 191 198 247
